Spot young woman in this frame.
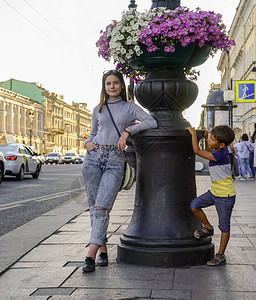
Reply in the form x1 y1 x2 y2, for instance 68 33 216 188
82 70 157 272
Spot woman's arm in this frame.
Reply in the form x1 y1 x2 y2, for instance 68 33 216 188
126 103 157 136
84 107 99 151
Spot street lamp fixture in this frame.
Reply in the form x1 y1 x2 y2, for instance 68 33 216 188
151 0 180 9
66 125 70 152
27 109 35 146
128 0 137 9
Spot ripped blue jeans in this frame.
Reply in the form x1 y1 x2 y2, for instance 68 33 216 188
82 145 124 246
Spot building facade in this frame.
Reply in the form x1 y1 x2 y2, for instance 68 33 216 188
0 87 44 152
217 0 256 138
0 79 91 155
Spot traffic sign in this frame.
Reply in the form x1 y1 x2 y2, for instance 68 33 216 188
235 81 256 102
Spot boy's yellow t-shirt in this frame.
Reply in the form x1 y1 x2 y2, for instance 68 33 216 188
209 148 236 197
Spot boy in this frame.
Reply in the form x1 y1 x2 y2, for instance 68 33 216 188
187 125 236 266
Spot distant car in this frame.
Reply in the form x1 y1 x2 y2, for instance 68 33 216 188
78 155 85 164
45 152 63 164
0 151 6 184
0 143 40 180
63 152 79 164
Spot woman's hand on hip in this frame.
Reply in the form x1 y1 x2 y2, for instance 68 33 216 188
85 142 98 152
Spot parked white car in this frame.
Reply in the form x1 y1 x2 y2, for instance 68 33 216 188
0 150 6 185
0 143 41 180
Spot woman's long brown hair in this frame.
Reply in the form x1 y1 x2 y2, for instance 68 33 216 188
99 70 127 113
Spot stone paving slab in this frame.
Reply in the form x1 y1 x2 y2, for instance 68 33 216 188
0 267 76 299
173 265 256 292
191 291 256 300
67 288 151 299
62 264 175 290
19 244 86 262
41 232 89 245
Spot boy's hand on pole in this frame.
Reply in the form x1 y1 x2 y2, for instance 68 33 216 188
187 127 196 135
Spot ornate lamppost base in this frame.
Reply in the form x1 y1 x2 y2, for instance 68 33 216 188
117 239 214 267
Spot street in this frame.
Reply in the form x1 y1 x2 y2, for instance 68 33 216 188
0 163 85 237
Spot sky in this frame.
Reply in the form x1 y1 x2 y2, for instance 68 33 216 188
0 0 240 126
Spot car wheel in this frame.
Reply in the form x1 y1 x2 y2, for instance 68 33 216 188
32 166 40 179
0 164 4 185
16 165 24 181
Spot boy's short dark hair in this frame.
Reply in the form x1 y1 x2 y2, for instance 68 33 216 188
211 125 235 147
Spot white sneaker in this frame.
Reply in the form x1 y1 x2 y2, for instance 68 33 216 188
240 177 246 181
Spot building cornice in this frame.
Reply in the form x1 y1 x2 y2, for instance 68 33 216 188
229 0 247 38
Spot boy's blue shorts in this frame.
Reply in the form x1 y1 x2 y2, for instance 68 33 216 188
190 190 236 233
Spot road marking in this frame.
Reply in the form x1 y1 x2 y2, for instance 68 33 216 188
0 187 84 209
15 184 42 189
0 204 23 211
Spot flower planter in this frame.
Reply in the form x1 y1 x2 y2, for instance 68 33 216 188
129 43 211 71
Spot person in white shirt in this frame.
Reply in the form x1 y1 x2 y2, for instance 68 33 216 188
249 137 255 178
234 138 242 178
236 134 254 180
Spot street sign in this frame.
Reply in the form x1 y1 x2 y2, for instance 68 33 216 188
235 80 256 102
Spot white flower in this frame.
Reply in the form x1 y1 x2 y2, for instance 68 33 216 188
125 37 133 45
132 36 139 43
132 23 139 30
134 45 140 52
126 53 132 59
118 34 124 41
136 50 143 56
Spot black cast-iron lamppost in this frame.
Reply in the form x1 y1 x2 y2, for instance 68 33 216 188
28 108 35 146
117 0 214 267
66 125 70 152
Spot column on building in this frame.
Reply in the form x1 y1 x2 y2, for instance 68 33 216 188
16 104 21 135
21 106 27 136
0 99 6 133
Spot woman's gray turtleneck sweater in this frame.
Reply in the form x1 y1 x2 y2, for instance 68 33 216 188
84 97 158 146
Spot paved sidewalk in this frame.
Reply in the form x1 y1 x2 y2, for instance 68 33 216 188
0 176 256 299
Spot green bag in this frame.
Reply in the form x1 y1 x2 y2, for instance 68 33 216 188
120 160 135 191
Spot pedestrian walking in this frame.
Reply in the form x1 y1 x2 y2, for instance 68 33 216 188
234 138 242 179
249 137 255 178
227 143 235 177
187 125 236 266
82 70 158 272
236 133 254 180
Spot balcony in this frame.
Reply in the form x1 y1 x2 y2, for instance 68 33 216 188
50 126 64 134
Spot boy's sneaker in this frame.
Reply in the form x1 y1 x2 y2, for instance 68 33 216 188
248 177 254 180
97 252 108 266
240 177 246 181
82 257 95 272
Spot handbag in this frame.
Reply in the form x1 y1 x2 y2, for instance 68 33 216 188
105 103 135 191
